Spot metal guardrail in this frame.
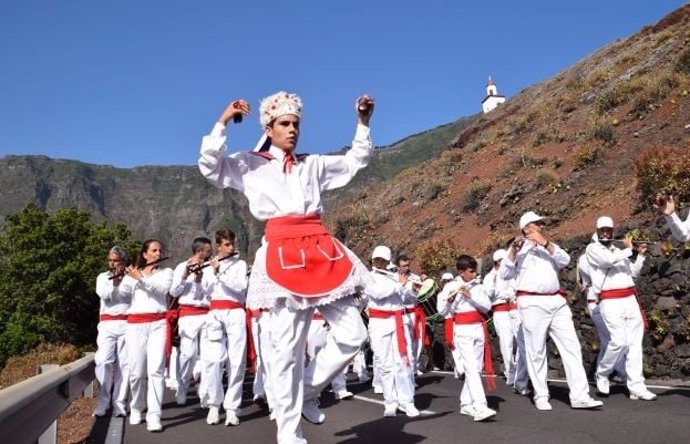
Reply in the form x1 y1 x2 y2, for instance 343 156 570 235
0 353 95 444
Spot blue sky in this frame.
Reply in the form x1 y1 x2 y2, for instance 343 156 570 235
0 1 686 168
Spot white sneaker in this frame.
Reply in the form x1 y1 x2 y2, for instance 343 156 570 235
416 370 424 377
225 412 240 426
373 385 383 394
175 388 187 406
399 403 420 418
302 399 325 424
596 374 610 396
253 394 267 407
535 398 553 411
571 397 603 409
269 409 276 421
129 409 143 425
112 408 127 417
92 406 107 417
206 406 220 425
358 373 372 383
146 416 163 432
336 390 354 400
514 387 530 396
459 405 475 416
473 407 496 422
630 390 657 401
383 403 398 417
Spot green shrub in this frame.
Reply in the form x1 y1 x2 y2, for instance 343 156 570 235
574 144 601 170
634 144 690 205
463 180 492 211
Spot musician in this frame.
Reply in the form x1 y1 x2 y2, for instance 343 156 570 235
483 249 519 386
93 246 133 417
437 255 496 422
500 212 602 411
584 217 656 401
367 246 420 417
199 229 250 426
576 247 627 381
656 195 690 241
397 254 425 376
198 91 374 444
125 239 173 432
170 237 213 406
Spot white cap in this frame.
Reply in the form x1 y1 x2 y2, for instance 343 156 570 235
519 211 544 230
441 272 453 281
493 249 507 262
371 245 392 261
596 216 614 229
259 91 303 127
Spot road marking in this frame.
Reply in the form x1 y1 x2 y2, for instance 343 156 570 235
352 394 438 415
427 370 690 391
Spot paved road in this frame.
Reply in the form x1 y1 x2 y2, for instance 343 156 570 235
88 372 690 444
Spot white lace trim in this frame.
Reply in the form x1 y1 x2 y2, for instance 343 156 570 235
246 243 371 310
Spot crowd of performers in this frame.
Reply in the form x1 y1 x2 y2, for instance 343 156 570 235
91 91 689 443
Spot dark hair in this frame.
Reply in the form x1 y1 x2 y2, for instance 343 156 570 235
396 254 410 266
136 239 164 268
456 254 477 272
191 237 212 254
215 229 236 245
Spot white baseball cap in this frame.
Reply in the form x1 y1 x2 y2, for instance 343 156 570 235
596 216 614 229
493 249 507 262
519 211 544 230
441 272 453 281
371 245 392 261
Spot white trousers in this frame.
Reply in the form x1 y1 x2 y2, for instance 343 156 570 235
95 319 129 413
177 313 207 393
200 308 247 413
596 296 646 393
127 319 166 422
518 295 591 403
352 348 369 379
513 322 530 391
452 323 489 410
268 297 367 444
590 304 627 376
368 316 415 406
306 320 349 394
493 311 516 382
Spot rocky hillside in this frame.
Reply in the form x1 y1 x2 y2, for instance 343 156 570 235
0 116 475 261
326 5 690 380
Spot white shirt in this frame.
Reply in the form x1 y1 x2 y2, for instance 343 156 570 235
198 122 372 220
367 269 410 311
170 261 209 307
666 212 690 242
484 267 516 305
127 268 173 314
202 256 249 304
436 278 491 316
499 240 570 294
96 271 133 316
585 241 645 294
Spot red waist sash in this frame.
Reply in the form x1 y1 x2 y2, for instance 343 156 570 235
444 310 495 391
210 300 244 310
264 214 353 298
100 314 129 322
368 308 410 366
600 286 648 330
249 308 268 318
178 305 209 316
410 306 430 347
127 312 167 323
492 302 517 312
313 311 325 321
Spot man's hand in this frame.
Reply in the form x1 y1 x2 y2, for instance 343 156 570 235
356 95 374 126
219 99 251 126
623 235 633 250
654 194 675 216
636 242 649 256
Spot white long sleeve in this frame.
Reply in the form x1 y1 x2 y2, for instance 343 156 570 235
500 240 570 294
665 212 690 242
127 268 173 314
202 257 248 304
198 122 372 221
436 279 491 316
95 271 132 316
585 242 646 293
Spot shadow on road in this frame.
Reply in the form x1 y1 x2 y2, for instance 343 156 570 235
333 411 450 444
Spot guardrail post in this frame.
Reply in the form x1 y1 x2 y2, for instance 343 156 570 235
82 352 95 398
36 365 59 444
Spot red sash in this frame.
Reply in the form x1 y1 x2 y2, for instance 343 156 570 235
600 287 648 330
410 306 430 347
264 214 353 297
446 310 496 391
178 305 209 316
313 311 325 321
368 308 410 366
492 302 517 312
100 314 129 322
208 300 257 372
249 308 268 318
127 312 167 323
